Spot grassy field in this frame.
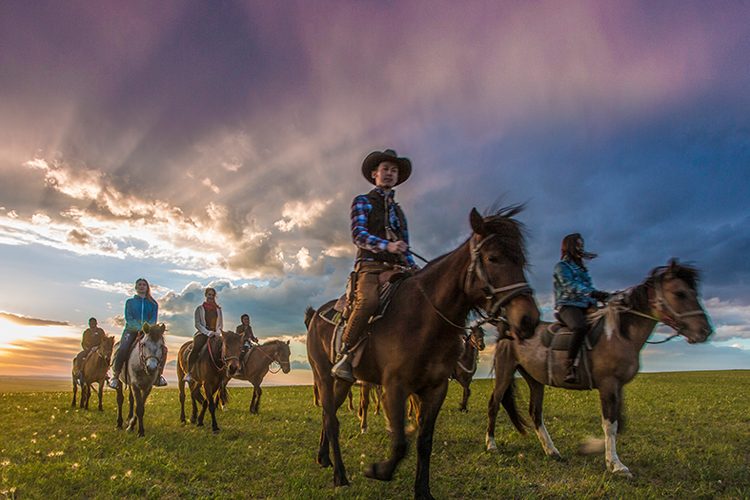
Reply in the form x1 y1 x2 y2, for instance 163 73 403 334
0 371 748 499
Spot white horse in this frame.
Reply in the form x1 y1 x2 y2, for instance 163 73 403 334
112 323 167 437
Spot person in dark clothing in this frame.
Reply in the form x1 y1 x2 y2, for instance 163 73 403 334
553 233 610 383
332 149 417 382
73 317 106 384
236 314 258 345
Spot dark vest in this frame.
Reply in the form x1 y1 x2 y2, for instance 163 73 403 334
356 189 407 264
205 308 218 331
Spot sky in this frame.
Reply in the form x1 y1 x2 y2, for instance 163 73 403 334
0 1 748 385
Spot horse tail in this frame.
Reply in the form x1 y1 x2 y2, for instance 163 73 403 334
501 379 530 435
304 306 316 329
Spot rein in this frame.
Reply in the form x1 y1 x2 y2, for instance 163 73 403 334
137 333 162 371
206 336 226 371
255 342 288 374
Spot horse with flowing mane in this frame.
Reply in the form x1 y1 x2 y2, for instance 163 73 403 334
485 259 713 477
72 335 115 411
177 330 243 433
230 339 291 414
111 323 166 437
306 207 540 499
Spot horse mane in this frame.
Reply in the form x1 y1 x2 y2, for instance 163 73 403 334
144 323 165 343
419 204 529 272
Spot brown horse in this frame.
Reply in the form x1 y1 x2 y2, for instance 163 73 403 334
306 207 540 499
177 330 243 433
71 335 115 411
112 323 166 437
357 382 384 434
452 325 486 412
486 259 713 476
230 339 291 414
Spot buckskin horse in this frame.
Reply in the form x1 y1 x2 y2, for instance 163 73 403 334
177 330 243 433
72 335 114 411
306 207 540 499
231 339 291 414
485 259 713 477
112 323 166 437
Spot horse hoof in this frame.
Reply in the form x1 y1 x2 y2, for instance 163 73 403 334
364 463 392 481
361 428 368 435
458 407 468 413
213 429 220 435
614 467 632 478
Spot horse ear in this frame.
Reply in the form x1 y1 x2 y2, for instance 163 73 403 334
469 208 487 236
286 340 290 345
143 323 151 333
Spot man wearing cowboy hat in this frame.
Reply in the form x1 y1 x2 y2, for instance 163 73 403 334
332 149 416 382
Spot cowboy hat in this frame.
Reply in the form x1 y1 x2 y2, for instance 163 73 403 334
361 149 412 186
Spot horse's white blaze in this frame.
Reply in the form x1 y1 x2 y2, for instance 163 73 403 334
603 418 631 476
535 424 560 457
485 434 497 451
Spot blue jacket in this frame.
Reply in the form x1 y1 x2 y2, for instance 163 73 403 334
124 295 159 333
553 258 598 309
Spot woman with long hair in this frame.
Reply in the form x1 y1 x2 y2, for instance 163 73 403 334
553 234 609 383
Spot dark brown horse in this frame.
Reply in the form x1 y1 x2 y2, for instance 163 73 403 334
486 260 713 476
306 207 540 499
71 335 115 411
177 330 243 433
112 323 166 437
230 339 291 414
452 325 486 412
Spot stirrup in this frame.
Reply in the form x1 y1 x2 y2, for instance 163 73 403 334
331 353 355 383
184 373 194 383
564 364 578 384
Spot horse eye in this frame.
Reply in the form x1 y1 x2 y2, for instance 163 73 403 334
674 291 687 299
487 256 500 264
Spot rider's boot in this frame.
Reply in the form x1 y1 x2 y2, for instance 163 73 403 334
155 376 168 387
108 372 120 389
563 358 578 384
331 345 355 383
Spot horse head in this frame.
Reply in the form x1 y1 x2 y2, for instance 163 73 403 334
275 340 292 374
141 323 166 374
469 326 486 351
467 207 540 341
220 330 244 377
99 335 115 360
647 259 713 344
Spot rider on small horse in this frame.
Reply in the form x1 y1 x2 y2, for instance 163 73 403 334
332 149 417 382
73 317 106 385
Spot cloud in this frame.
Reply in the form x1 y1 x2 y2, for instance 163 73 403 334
0 313 70 327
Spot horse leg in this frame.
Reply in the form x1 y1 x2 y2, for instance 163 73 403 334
364 384 408 482
115 385 124 429
197 385 209 427
179 376 187 423
133 387 147 437
97 381 104 411
347 387 354 411
319 378 353 486
458 378 470 412
359 383 370 434
190 384 201 424
599 379 631 476
126 388 137 432
207 382 220 434
413 382 449 500
84 384 91 410
523 373 561 459
486 345 521 450
71 377 77 407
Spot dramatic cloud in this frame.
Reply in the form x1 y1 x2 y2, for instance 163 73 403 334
0 313 70 327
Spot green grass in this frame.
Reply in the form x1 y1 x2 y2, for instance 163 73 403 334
0 371 748 499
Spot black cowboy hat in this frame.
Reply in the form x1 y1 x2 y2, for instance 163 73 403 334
361 149 412 186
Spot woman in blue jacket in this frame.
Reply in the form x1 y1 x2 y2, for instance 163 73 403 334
109 278 167 388
553 234 609 383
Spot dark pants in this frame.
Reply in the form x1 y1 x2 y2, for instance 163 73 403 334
188 334 209 372
559 306 588 361
113 330 137 374
74 348 92 373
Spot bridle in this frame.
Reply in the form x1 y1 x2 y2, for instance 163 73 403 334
464 233 534 321
207 333 241 372
417 233 534 331
625 270 706 344
137 332 163 371
255 341 290 374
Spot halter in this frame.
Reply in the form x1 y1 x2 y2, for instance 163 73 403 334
207 334 241 372
464 233 533 320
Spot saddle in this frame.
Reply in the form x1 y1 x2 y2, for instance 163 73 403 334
319 271 408 366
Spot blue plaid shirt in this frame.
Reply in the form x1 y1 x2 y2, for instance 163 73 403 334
553 258 597 309
350 187 415 266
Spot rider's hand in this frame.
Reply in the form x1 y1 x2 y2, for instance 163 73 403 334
591 290 610 303
386 240 408 255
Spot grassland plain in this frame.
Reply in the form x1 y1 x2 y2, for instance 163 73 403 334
0 371 748 499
